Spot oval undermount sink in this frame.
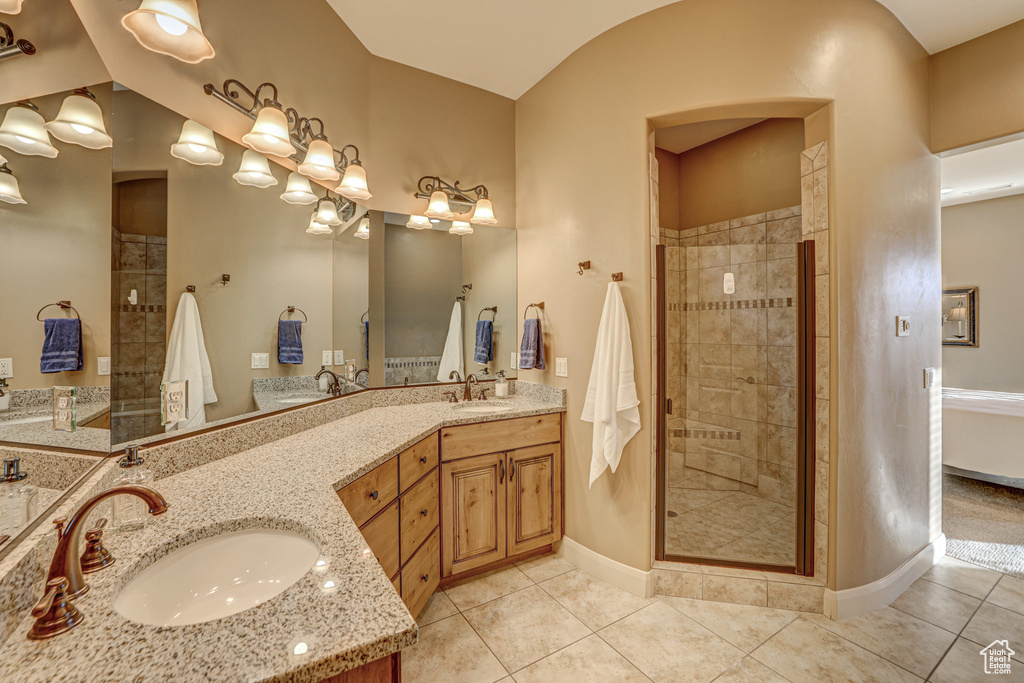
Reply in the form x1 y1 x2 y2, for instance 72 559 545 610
451 401 516 414
114 529 319 627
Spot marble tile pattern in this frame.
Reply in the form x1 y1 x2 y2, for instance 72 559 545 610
0 393 565 682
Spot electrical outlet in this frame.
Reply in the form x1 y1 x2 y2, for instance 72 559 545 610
251 353 269 370
334 350 345 366
322 351 333 366
555 357 568 378
896 316 911 337
97 357 111 376
924 368 937 389
0 358 12 378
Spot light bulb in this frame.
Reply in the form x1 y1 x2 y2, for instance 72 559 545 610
155 13 188 36
15 135 34 145
188 143 206 154
70 124 95 135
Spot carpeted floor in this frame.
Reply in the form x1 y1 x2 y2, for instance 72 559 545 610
944 472 1024 578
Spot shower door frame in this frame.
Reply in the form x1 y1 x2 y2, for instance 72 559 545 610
655 242 817 576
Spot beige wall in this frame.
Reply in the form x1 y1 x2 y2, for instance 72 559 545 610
113 91 334 422
931 19 1024 153
675 118 804 230
516 0 940 590
942 194 1024 393
0 86 112 392
461 227 518 379
654 148 679 231
332 230 370 370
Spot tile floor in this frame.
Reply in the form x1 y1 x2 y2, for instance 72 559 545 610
403 554 1024 682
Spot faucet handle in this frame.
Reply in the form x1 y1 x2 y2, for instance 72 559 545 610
478 390 488 401
81 518 115 574
52 517 66 538
28 577 85 640
443 391 458 404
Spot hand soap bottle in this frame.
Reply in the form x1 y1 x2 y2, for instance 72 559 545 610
112 445 153 533
2 458 37 536
494 370 509 398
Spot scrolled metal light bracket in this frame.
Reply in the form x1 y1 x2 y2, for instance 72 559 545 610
414 176 489 210
0 22 36 63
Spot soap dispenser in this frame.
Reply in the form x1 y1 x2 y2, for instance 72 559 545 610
2 458 38 536
112 445 153 533
495 370 509 398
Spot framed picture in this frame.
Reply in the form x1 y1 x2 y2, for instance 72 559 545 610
942 287 978 347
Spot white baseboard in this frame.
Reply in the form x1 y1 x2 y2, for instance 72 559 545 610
824 534 946 620
557 537 653 598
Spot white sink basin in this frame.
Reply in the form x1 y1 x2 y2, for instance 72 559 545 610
114 529 319 627
451 401 516 414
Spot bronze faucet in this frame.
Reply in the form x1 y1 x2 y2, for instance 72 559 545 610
315 367 343 397
46 485 169 600
464 374 479 401
449 370 462 382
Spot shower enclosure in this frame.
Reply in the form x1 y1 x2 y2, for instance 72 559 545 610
656 231 816 574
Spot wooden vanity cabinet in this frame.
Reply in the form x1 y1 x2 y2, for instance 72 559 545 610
440 414 563 579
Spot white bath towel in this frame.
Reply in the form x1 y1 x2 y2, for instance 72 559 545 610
163 292 217 432
583 282 641 487
437 301 465 382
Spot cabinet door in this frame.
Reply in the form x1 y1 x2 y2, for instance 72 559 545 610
507 444 562 556
441 452 507 577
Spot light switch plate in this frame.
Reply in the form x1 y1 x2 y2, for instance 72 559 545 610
334 350 345 366
924 368 937 389
896 316 911 337
97 357 111 376
322 351 333 366
251 353 270 369
0 358 12 378
555 357 568 378
511 352 518 369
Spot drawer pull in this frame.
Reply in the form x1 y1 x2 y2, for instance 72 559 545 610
499 459 505 484
510 460 515 480
420 508 428 517
369 490 379 501
419 455 427 464
421 574 429 582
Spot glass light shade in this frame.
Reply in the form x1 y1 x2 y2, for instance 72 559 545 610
0 167 26 205
353 216 370 240
242 107 296 158
406 215 432 230
121 0 215 64
232 149 277 188
0 107 58 158
449 221 474 236
297 139 340 182
0 0 25 14
470 197 497 225
336 162 372 201
170 119 223 166
44 93 113 150
280 172 317 205
305 213 333 235
425 190 453 219
314 199 342 227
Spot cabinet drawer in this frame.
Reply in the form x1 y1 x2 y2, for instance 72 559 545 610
402 527 440 619
339 457 399 527
401 468 439 565
400 434 438 493
359 499 400 578
440 413 561 461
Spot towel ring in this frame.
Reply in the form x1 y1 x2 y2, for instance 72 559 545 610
360 311 369 324
478 306 497 322
279 306 308 322
36 301 80 322
524 302 545 320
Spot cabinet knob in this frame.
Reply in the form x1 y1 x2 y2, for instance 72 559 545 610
421 574 429 582
419 455 427 464
420 508 428 517
369 490 379 501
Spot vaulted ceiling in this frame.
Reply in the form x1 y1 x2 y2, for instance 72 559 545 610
326 0 1024 99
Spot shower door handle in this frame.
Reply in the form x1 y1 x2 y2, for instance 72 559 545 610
666 399 673 415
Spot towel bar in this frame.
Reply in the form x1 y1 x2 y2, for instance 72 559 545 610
36 301 80 321
279 306 308 322
524 302 544 319
477 306 497 322
611 273 624 281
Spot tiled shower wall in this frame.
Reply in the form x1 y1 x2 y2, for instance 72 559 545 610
110 227 167 444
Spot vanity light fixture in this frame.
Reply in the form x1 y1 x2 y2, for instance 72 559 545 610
415 176 497 225
169 119 223 166
121 0 215 64
312 196 344 227
406 215 432 230
353 215 370 240
0 21 35 61
0 163 26 204
0 0 24 15
449 220 474 236
232 149 277 188
44 89 112 150
0 103 57 158
305 211 332 235
280 172 317 205
205 80 368 194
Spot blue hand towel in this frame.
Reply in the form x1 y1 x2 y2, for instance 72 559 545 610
278 320 304 364
40 318 83 373
519 318 545 370
474 320 494 364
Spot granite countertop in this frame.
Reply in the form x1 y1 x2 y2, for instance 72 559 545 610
0 402 110 452
0 395 565 682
